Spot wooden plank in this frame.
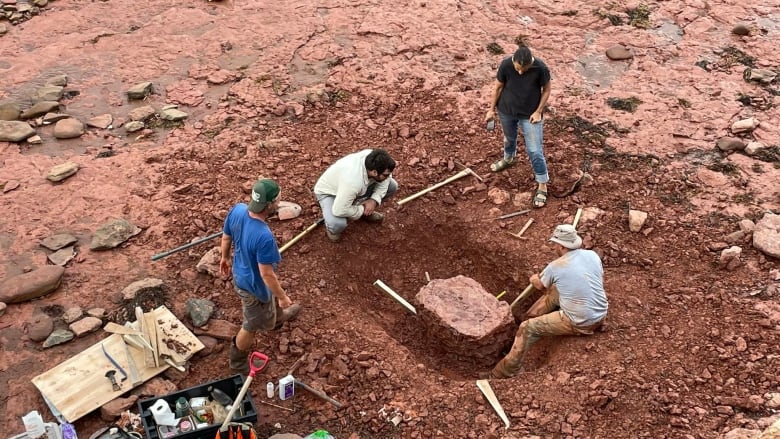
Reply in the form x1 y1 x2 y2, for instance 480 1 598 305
144 311 160 368
32 306 204 423
103 321 144 336
135 307 156 368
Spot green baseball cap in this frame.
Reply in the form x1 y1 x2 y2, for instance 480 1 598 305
248 179 280 213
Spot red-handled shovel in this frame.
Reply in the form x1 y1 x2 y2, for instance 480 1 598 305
216 352 268 439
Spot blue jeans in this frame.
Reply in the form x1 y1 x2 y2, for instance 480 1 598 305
498 112 549 184
316 178 398 234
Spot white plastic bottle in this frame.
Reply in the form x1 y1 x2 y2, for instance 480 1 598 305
22 410 46 439
266 381 274 398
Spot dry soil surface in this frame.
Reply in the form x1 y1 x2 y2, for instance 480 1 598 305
1 0 779 438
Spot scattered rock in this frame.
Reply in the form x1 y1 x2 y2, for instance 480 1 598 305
0 302 6 317
744 142 764 156
716 137 746 152
127 82 153 100
42 113 71 124
606 45 633 60
90 218 142 250
186 298 216 327
2 179 20 193
26 135 42 144
28 314 54 342
69 316 103 337
0 120 36 142
719 246 742 271
128 105 156 122
159 107 188 121
754 213 780 259
47 246 76 266
192 319 239 340
87 114 113 129
134 377 177 398
416 275 516 360
87 308 106 319
0 102 21 120
487 187 510 205
53 118 85 139
765 393 780 409
194 335 221 357
732 23 751 36
100 395 139 422
63 307 82 324
739 219 756 234
722 428 760 439
31 85 64 103
46 161 80 182
42 329 74 348
735 336 747 352
731 118 759 134
724 230 746 245
195 247 221 277
744 68 777 84
20 101 60 119
40 233 78 251
45 75 68 87
125 121 145 132
121 278 164 301
0 265 65 303
628 209 648 232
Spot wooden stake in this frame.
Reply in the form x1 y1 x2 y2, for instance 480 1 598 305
516 218 534 237
373 280 417 314
397 168 478 205
573 208 583 228
476 379 510 429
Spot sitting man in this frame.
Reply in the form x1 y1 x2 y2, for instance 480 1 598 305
313 148 397 242
483 224 608 378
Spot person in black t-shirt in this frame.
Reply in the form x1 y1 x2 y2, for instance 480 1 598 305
485 47 552 208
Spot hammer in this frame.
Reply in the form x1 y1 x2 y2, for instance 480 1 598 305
397 162 483 206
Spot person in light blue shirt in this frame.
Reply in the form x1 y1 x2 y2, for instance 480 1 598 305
483 224 608 378
220 179 300 374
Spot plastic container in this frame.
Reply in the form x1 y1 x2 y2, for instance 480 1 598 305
266 382 274 399
23 411 46 439
138 375 257 439
174 397 191 418
8 422 62 439
278 375 294 401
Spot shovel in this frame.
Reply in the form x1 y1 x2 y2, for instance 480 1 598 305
216 351 268 439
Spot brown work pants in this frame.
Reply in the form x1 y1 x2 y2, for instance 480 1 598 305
492 286 603 378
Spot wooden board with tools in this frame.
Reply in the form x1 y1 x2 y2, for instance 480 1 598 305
32 305 204 422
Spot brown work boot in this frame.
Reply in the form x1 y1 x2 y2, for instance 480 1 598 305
229 337 249 375
363 212 384 223
273 304 301 330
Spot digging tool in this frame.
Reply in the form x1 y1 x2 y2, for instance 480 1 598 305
294 378 344 410
508 218 534 240
476 379 510 429
397 165 483 205
496 209 531 220
373 279 417 314
509 284 536 311
217 352 268 437
279 218 325 253
151 202 304 261
105 370 120 392
101 343 128 383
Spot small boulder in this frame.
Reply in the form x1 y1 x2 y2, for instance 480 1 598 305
90 218 142 250
47 161 80 182
125 121 145 132
606 45 633 60
0 265 65 303
196 247 221 277
127 82 153 100
100 395 139 421
128 105 156 122
86 114 113 129
628 209 648 232
28 314 54 342
47 246 76 266
159 107 188 121
45 75 68 87
719 246 742 271
186 298 216 327
192 319 240 340
20 101 60 119
487 187 510 205
716 137 746 152
31 86 64 103
43 329 74 348
42 113 71 124
194 335 221 357
754 213 780 259
40 233 78 251
69 316 103 337
121 278 165 301
732 23 751 36
731 118 759 134
738 219 756 234
53 118 85 139
744 142 764 156
63 307 83 324
0 102 21 121
27 135 42 144
0 120 36 142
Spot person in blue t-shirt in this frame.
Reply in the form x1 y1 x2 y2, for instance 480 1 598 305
484 46 552 208
219 178 301 374
482 224 608 379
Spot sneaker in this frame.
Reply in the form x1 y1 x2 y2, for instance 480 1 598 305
326 229 341 242
363 212 384 223
274 304 301 330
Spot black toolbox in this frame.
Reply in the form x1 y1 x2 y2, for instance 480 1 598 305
138 375 257 439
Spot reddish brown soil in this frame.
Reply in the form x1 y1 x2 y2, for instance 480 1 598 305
1 0 779 438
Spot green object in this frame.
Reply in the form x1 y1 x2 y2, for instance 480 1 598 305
175 397 191 418
303 431 334 439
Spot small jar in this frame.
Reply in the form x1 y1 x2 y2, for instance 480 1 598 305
266 382 274 398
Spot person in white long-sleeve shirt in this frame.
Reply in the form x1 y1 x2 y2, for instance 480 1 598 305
313 149 398 242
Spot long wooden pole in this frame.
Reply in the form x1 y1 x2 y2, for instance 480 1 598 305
279 218 324 253
397 169 470 205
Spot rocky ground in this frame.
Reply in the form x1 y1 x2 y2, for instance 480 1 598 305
1 0 779 438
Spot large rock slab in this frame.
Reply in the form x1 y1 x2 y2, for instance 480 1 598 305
0 265 65 303
193 319 239 340
754 213 780 259
0 102 21 121
0 120 36 142
121 278 165 301
31 86 64 103
90 218 142 250
415 275 516 361
40 233 78 251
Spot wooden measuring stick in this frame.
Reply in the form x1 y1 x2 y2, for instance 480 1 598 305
373 280 417 314
397 169 470 205
573 208 583 228
516 218 534 237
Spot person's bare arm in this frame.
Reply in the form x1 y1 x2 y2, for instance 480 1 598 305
219 234 232 277
529 273 546 290
259 263 292 308
530 81 551 123
485 80 505 122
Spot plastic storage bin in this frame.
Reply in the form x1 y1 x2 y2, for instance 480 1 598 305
138 375 257 439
